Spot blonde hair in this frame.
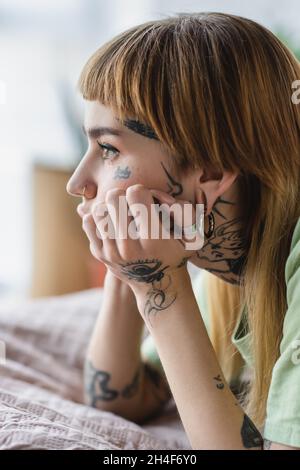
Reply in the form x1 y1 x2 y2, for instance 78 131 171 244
78 12 300 428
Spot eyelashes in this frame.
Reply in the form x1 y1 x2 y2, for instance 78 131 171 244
97 141 120 160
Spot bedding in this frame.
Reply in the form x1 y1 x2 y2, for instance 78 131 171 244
0 288 191 450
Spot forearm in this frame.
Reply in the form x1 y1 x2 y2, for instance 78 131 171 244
134 269 263 450
84 273 146 418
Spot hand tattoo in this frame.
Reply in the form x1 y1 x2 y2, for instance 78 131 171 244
120 259 168 284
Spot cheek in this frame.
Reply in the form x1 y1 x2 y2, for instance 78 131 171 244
98 157 184 196
97 163 139 197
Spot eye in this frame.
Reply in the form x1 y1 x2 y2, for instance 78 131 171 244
97 142 120 160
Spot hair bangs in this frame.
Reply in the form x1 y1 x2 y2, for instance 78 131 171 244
78 23 175 143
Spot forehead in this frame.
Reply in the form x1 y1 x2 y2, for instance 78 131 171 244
84 100 122 129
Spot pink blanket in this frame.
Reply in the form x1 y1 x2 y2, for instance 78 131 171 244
0 288 191 450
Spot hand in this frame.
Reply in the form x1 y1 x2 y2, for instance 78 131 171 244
82 184 202 322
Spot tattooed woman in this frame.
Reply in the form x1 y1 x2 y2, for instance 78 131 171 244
66 12 300 450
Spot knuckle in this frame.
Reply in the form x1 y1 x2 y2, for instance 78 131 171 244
118 243 132 260
92 202 107 219
105 188 124 204
104 244 118 264
126 184 144 197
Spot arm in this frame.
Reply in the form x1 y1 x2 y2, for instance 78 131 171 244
133 268 264 450
85 185 300 448
264 440 299 450
84 270 172 423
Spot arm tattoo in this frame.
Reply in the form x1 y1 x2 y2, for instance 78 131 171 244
213 374 225 390
113 165 131 180
119 259 177 326
241 414 264 449
122 368 141 398
84 359 143 407
144 275 177 327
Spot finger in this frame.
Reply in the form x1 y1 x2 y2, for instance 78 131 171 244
82 213 103 260
91 202 121 263
125 184 160 241
104 188 136 240
104 188 142 258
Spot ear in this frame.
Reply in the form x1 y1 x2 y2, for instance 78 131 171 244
194 167 240 214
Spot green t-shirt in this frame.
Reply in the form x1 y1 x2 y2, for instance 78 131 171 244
141 216 300 448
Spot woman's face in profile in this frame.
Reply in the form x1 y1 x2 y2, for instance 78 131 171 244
67 101 244 278
67 101 193 215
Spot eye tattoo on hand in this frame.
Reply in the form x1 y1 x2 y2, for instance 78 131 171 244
119 259 177 326
120 259 168 283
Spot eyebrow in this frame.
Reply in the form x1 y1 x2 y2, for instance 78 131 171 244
82 119 159 141
121 118 159 141
82 125 123 139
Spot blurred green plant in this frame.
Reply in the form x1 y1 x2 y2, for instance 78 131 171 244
274 27 300 60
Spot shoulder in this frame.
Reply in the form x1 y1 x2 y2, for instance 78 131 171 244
285 216 300 285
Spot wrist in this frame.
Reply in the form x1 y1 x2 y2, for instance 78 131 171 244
131 266 192 324
132 266 191 296
104 270 136 299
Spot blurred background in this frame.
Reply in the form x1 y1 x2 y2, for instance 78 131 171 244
0 0 299 301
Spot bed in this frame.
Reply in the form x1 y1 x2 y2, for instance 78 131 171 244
0 287 191 450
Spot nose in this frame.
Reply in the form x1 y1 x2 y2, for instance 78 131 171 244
66 157 97 199
66 173 84 197
66 177 96 199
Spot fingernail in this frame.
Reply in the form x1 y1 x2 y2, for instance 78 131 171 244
150 189 175 204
